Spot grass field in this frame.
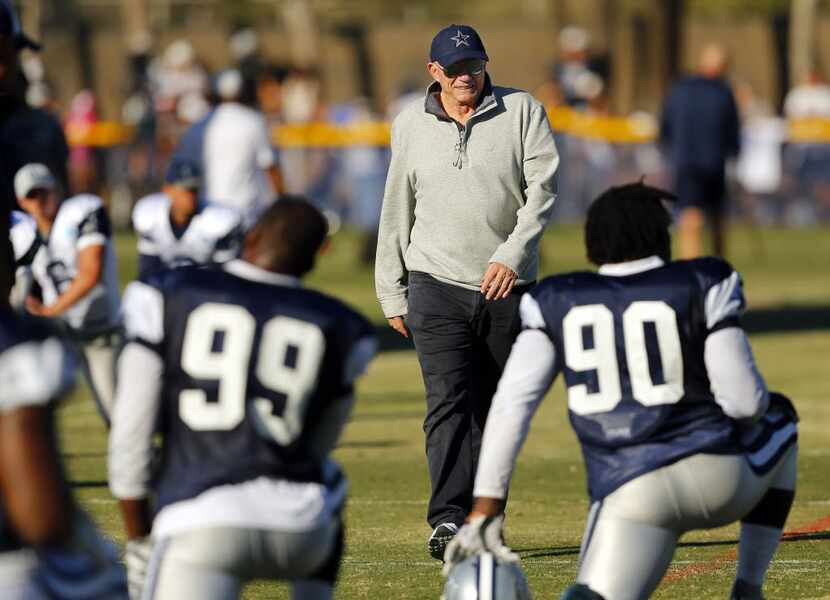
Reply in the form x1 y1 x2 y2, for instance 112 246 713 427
58 224 830 599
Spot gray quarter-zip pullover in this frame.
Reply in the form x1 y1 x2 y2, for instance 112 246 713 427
375 77 559 318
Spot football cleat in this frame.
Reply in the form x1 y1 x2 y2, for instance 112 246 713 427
428 522 459 561
441 551 532 600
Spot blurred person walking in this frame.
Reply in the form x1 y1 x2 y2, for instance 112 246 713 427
660 43 740 258
173 68 284 230
375 24 559 560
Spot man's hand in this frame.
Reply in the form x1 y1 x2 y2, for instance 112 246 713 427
25 296 55 317
442 514 518 576
125 537 153 600
387 316 409 338
480 262 518 300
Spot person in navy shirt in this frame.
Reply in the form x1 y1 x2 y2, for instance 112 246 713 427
660 44 740 259
444 182 798 600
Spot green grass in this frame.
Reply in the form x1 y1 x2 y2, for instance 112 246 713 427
61 225 830 599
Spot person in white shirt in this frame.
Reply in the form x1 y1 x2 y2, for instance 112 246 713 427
173 69 283 230
14 163 121 425
132 158 243 279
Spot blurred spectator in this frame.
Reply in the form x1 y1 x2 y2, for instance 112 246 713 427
230 27 263 107
734 81 786 224
148 39 208 115
173 68 283 229
330 97 388 262
536 26 595 109
279 66 334 205
783 68 830 222
386 80 424 120
660 43 740 258
784 67 830 119
65 89 100 193
0 2 68 209
257 63 289 126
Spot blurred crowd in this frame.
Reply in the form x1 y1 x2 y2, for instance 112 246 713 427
14 24 830 262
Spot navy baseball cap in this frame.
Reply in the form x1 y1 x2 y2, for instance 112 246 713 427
0 0 41 50
430 25 488 67
165 158 202 189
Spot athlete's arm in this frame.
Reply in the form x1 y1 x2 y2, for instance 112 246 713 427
109 342 163 539
307 335 378 460
0 406 70 546
705 327 768 421
471 294 560 516
26 244 105 317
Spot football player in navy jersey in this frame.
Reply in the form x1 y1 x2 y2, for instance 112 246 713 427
0 222 127 599
109 197 377 600
14 162 121 424
132 158 243 279
444 182 798 600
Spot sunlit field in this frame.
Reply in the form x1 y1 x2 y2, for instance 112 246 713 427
60 224 830 599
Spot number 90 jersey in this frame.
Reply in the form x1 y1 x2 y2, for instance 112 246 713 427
121 260 376 512
528 257 745 500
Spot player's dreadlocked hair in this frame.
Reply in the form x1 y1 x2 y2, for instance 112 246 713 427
248 195 329 276
585 181 676 266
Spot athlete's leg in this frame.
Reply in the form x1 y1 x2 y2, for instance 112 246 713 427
732 445 797 599
142 535 243 600
576 507 678 600
76 333 119 424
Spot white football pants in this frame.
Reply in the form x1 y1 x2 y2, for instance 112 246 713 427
73 332 120 425
576 446 797 600
141 520 340 600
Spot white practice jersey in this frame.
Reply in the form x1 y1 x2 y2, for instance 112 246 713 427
132 193 243 276
9 211 39 309
10 211 39 266
29 195 121 335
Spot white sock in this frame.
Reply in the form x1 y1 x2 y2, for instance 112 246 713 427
736 522 782 586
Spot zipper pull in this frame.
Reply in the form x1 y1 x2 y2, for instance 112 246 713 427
453 126 465 169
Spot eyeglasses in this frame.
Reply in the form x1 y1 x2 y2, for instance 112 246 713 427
437 59 486 78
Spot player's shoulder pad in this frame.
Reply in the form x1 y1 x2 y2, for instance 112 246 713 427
122 279 165 345
197 203 243 238
684 257 745 330
131 193 170 234
0 314 75 411
10 210 39 263
63 193 105 217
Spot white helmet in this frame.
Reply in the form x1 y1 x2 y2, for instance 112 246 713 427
441 552 532 600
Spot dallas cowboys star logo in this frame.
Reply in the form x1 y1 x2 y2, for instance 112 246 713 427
450 30 471 48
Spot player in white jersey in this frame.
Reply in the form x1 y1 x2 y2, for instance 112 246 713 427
0 225 127 599
109 198 376 600
8 210 39 308
14 163 121 424
132 158 243 279
444 183 798 600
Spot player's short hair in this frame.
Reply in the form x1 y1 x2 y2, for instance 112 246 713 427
249 196 328 276
585 181 675 266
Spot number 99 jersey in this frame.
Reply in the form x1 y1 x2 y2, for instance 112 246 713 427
121 260 376 513
527 256 746 500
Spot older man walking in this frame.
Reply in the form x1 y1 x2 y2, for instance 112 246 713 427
375 24 559 560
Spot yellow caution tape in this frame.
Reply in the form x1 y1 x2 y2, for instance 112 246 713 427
63 112 830 147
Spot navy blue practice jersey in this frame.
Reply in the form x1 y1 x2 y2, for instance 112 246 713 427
529 257 745 500
122 261 376 511
0 309 75 552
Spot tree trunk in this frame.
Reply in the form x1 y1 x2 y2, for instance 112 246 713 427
789 0 817 88
280 0 321 69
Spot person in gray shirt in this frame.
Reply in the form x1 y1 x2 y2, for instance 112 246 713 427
374 23 559 560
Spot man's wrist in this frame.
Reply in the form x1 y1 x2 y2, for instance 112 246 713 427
469 497 505 519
